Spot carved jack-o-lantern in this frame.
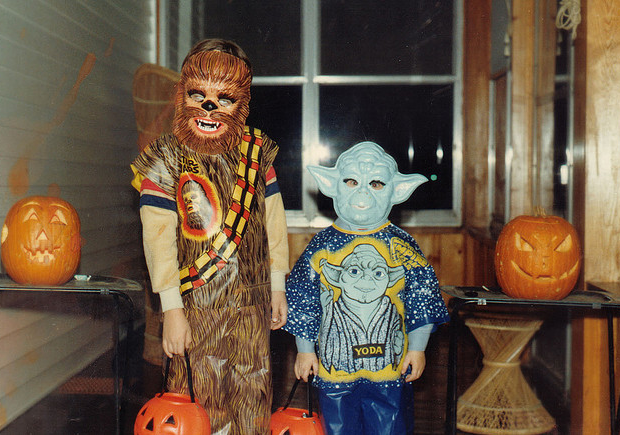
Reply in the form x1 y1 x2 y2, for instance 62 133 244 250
1 196 81 285
495 214 581 300
134 392 211 435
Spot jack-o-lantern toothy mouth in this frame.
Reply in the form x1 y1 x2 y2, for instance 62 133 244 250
194 118 221 132
509 260 580 282
24 247 57 264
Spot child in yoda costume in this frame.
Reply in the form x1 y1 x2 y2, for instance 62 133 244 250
283 141 450 434
131 39 289 434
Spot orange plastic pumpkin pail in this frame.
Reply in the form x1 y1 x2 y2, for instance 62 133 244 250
271 406 323 435
270 376 324 435
134 392 210 435
135 352 210 435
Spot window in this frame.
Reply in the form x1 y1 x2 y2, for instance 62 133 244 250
190 0 462 227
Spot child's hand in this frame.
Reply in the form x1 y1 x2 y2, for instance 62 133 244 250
294 352 319 382
270 291 288 330
162 308 192 358
401 350 426 382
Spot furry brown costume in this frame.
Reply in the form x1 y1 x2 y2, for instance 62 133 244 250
132 39 280 434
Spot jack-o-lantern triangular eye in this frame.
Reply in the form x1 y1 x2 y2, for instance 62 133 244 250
514 233 534 251
555 235 573 252
23 209 39 223
50 209 68 225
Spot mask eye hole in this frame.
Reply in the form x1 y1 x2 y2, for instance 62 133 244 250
218 94 236 107
515 234 534 251
344 178 358 187
369 180 386 190
188 90 205 103
555 235 572 252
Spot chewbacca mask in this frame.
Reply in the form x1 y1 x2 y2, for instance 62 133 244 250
173 50 252 155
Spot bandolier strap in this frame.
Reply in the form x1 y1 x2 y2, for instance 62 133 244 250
179 127 263 295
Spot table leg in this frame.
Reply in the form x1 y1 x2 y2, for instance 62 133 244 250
446 300 465 435
608 310 618 435
113 294 121 435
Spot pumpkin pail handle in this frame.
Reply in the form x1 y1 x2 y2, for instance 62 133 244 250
282 374 314 417
160 351 197 403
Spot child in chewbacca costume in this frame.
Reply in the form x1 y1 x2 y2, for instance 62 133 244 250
131 39 289 435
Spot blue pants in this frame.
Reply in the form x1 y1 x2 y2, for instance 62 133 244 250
317 382 413 435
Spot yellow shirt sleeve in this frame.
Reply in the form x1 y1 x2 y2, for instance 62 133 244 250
140 204 183 312
265 192 289 292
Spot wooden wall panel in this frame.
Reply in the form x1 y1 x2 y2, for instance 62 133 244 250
571 1 620 433
462 0 491 229
534 0 558 211
288 228 470 287
509 0 535 217
464 229 497 286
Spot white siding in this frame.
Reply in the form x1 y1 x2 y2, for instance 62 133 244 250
0 308 113 429
0 0 156 278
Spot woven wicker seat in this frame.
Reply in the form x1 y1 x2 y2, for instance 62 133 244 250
457 314 556 435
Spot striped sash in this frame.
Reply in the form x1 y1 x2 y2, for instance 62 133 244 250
179 127 263 295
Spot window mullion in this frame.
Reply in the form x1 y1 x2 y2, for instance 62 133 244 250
301 0 321 225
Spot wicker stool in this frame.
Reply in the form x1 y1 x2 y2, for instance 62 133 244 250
456 315 556 434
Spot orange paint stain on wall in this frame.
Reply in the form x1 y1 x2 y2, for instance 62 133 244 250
8 157 31 196
0 404 6 427
47 183 61 198
7 53 97 195
3 379 16 397
104 37 115 57
23 349 40 365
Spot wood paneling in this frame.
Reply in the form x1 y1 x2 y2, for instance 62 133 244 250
463 0 491 229
509 0 536 217
571 0 620 433
535 0 558 211
289 228 493 289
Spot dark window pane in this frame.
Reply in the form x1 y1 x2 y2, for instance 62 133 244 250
321 0 453 75
197 0 301 76
247 86 303 209
318 85 453 219
553 83 568 218
555 29 570 76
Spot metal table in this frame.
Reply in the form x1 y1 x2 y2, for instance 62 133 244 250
0 274 141 435
441 285 620 435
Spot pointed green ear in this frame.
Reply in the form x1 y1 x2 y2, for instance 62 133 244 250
307 165 340 198
392 173 428 205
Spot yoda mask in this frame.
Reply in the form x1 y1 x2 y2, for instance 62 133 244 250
308 141 428 230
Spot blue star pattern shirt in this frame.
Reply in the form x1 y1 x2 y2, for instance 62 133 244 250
284 222 450 388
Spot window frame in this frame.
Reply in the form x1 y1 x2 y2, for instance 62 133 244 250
178 0 464 228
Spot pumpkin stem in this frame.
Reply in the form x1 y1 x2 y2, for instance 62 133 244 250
534 206 547 218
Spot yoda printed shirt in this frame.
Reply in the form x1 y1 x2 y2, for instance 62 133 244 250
284 222 450 388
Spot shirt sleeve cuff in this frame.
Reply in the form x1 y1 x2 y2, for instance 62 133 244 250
271 270 286 293
159 287 184 312
407 323 434 351
295 336 316 353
